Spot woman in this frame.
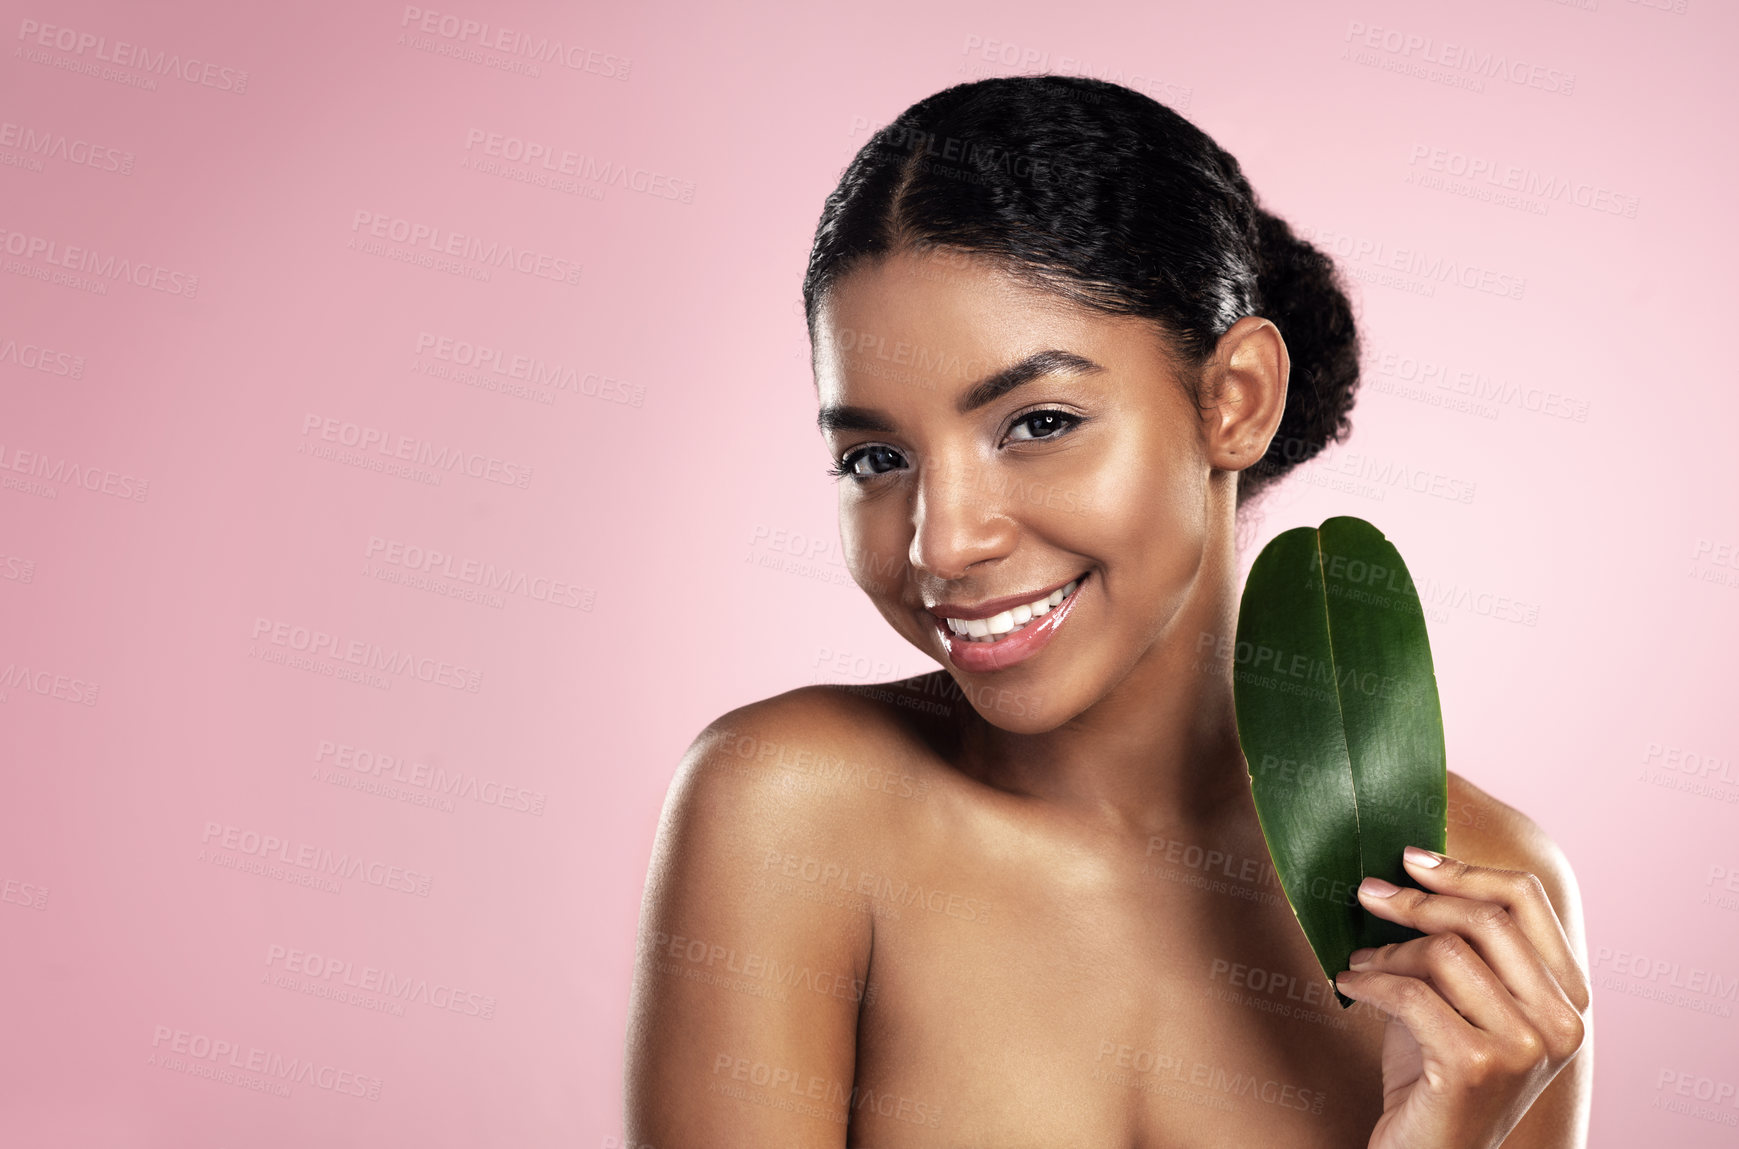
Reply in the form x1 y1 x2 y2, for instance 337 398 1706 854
625 75 1591 1148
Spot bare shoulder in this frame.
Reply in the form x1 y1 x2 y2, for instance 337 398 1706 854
648 684 919 905
624 682 934 1142
677 678 951 821
1446 770 1586 954
692 677 950 764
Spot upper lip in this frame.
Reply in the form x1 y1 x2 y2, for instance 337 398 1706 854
924 571 1086 621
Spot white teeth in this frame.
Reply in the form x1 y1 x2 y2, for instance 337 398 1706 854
943 576 1083 643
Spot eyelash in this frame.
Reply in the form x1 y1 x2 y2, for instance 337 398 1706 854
825 408 1084 481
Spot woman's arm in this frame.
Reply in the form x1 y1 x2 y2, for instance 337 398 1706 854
1482 833 1592 1149
1334 779 1593 1149
624 696 874 1146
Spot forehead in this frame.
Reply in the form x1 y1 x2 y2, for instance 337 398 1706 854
813 248 1170 404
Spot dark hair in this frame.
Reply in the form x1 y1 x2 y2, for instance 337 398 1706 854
802 74 1360 507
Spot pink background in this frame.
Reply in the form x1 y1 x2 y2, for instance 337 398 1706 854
3 0 1735 1144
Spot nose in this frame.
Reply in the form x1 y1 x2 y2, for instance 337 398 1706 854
908 457 1017 580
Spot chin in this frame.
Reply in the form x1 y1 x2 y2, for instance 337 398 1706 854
953 678 1059 732
925 649 1111 735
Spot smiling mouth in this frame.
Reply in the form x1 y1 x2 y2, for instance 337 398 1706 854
936 573 1088 643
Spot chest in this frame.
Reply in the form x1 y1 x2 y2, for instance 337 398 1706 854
844 823 1390 1147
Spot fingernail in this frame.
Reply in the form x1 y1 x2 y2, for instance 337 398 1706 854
1404 845 1443 868
1360 876 1400 898
1347 947 1374 969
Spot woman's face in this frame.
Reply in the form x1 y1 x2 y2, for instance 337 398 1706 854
814 247 1270 734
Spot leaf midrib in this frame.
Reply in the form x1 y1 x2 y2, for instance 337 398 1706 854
1312 528 1370 891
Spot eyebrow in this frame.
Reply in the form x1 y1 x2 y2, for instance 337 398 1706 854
815 348 1105 434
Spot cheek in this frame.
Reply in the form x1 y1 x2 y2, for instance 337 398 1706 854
1070 433 1210 603
840 495 908 597
1081 416 1203 515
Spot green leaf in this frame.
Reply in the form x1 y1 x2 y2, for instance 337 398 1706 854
1232 516 1447 1008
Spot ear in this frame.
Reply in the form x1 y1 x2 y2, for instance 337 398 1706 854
1198 315 1289 473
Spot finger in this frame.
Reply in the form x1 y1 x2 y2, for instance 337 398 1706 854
1355 875 1572 1019
1333 968 1472 1056
1346 931 1532 1037
1400 846 1589 1013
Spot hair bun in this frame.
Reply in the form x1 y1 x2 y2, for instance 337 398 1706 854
1243 207 1362 497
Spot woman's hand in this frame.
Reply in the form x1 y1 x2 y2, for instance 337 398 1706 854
1334 845 1591 1149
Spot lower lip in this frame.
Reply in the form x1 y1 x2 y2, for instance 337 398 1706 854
936 573 1089 674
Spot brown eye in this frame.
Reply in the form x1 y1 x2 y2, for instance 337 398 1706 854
1006 410 1081 443
831 444 907 480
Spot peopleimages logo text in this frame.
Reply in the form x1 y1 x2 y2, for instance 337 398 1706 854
0 227 198 296
250 616 484 693
16 19 249 92
300 414 533 489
